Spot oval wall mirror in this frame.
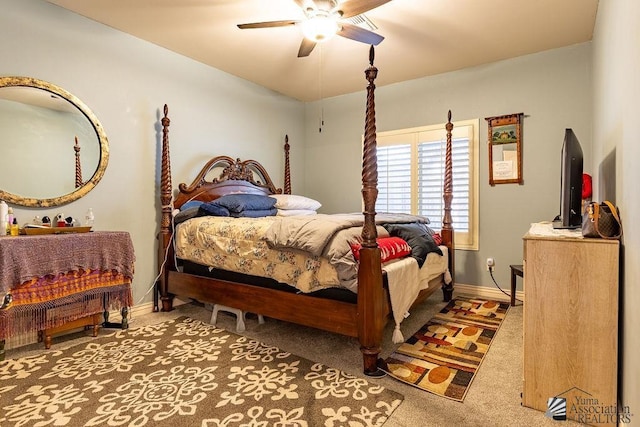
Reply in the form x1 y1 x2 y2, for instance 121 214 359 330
0 76 109 207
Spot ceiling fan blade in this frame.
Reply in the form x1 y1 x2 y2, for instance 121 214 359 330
337 23 384 45
298 38 317 57
293 0 314 11
337 0 392 19
237 20 299 29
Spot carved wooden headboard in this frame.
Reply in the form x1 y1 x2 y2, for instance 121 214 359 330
159 105 292 212
172 156 284 208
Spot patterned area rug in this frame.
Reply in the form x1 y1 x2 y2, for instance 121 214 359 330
381 295 509 401
0 317 403 426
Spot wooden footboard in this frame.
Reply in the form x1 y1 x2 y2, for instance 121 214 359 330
157 46 455 376
168 271 359 336
164 269 446 341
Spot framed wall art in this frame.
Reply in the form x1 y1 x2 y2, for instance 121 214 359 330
485 113 524 185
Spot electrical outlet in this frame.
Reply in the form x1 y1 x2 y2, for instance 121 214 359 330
486 257 495 271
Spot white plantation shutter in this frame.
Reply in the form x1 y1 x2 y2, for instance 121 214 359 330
375 120 479 250
418 137 470 232
376 144 412 213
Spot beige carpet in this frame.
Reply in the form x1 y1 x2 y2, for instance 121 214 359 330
4 293 584 427
0 316 403 426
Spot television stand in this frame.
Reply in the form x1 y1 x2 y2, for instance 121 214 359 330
522 231 619 426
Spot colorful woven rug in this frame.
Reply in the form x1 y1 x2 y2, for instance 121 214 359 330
0 317 403 426
381 295 509 401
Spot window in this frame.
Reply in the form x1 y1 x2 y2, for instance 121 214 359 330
376 119 479 250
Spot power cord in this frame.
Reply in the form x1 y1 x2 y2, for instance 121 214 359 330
130 205 177 324
136 195 199 313
489 268 522 303
133 193 212 323
135 228 173 307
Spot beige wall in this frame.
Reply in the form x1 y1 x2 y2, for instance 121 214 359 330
592 0 640 420
0 0 305 305
303 44 593 289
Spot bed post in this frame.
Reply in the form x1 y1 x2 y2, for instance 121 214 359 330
74 136 83 188
284 135 291 195
158 104 175 312
358 46 385 377
441 110 455 301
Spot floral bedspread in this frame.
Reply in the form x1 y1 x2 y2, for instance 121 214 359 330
174 216 340 293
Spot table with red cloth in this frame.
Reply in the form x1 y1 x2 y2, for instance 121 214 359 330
0 231 135 358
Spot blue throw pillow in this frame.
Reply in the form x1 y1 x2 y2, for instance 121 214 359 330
230 208 278 218
174 207 202 224
180 200 203 211
213 194 277 213
198 202 230 217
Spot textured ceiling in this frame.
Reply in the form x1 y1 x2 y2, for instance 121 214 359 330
46 0 599 102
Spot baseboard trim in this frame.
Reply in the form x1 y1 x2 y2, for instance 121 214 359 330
4 299 188 350
453 283 524 303
109 298 188 321
121 301 155 319
123 287 521 319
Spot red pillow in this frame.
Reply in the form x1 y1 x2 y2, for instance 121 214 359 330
432 232 443 246
350 236 412 263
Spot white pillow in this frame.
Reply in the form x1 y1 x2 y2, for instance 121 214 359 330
270 194 321 211
276 209 318 217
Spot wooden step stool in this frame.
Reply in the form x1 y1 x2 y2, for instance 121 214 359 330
40 313 102 349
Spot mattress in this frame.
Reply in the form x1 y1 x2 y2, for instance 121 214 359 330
175 215 448 294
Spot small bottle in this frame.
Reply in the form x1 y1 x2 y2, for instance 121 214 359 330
0 200 7 236
6 208 14 235
7 207 14 229
85 208 94 227
10 218 19 236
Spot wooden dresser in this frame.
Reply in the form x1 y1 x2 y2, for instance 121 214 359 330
523 229 619 426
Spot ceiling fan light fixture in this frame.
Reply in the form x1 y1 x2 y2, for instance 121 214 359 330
301 15 340 42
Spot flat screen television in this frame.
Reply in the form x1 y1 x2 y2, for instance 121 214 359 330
553 128 583 229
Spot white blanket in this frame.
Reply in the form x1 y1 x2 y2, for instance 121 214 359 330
384 246 451 343
384 258 421 343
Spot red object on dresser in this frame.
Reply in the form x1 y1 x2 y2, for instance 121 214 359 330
582 173 593 199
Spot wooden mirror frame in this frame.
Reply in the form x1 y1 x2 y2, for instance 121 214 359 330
486 113 523 185
0 76 109 207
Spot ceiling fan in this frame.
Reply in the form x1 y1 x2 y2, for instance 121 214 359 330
237 0 390 57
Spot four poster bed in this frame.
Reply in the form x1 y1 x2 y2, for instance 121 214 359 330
157 47 455 376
